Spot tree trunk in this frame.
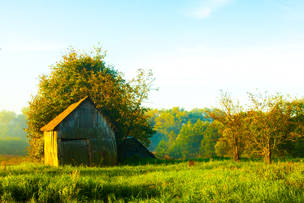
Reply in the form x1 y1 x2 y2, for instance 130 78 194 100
264 144 271 164
233 145 240 161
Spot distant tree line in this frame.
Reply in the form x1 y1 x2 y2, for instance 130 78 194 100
1 91 304 162
0 110 28 155
147 107 219 159
148 92 304 164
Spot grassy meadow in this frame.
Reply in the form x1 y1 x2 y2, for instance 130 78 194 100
0 157 304 202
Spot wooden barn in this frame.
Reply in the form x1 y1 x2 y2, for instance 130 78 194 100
40 96 117 166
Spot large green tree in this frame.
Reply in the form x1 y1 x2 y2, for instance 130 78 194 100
282 99 304 157
210 92 247 161
200 120 222 158
26 47 155 160
246 93 304 164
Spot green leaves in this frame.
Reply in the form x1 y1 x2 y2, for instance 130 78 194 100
149 108 220 159
26 46 155 160
211 91 304 164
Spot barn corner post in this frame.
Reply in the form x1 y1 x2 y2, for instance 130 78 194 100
42 130 59 167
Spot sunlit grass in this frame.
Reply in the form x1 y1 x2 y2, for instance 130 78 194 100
0 159 304 201
0 155 30 166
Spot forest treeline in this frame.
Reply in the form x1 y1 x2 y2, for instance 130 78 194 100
148 92 304 163
0 110 28 155
147 107 217 158
1 91 304 164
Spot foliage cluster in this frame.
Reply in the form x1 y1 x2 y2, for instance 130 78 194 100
0 110 27 140
0 110 28 155
147 107 220 159
1 160 304 201
149 93 304 164
26 47 155 160
212 92 304 164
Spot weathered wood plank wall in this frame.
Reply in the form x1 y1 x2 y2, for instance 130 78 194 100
56 100 117 166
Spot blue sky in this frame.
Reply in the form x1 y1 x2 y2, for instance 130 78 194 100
1 0 304 113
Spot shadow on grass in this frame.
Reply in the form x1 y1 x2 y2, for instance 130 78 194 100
0 179 161 202
79 183 161 202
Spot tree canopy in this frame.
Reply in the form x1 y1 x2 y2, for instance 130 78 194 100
26 47 155 160
210 92 304 164
0 110 28 155
148 93 304 163
147 107 220 159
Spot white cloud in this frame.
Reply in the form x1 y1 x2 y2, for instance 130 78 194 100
189 0 232 19
192 7 212 19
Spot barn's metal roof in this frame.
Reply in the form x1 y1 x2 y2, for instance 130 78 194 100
40 96 89 131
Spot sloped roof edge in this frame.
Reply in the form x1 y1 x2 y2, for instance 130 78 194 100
40 96 89 132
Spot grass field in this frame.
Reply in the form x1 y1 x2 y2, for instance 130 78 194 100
0 157 304 202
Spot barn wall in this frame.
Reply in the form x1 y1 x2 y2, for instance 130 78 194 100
44 131 58 166
57 100 117 166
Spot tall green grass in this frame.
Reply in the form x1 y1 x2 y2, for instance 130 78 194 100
0 160 304 202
